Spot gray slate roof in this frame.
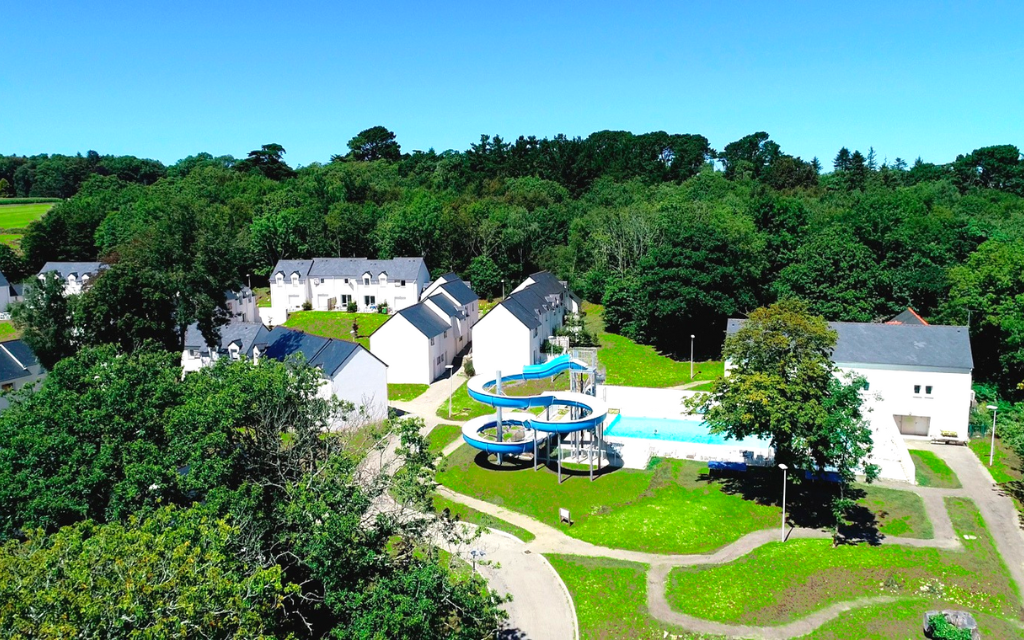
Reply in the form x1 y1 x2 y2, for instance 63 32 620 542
439 279 477 305
397 303 450 338
0 271 9 288
308 339 361 377
498 297 542 330
185 322 269 356
887 308 928 326
261 326 375 376
427 294 464 320
38 262 108 279
0 340 40 384
270 257 426 281
725 319 973 370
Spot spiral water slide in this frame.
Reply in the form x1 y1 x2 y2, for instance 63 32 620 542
461 354 607 460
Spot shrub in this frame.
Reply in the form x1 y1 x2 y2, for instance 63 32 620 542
927 614 973 640
463 358 475 377
378 301 389 314
301 301 312 311
346 301 358 313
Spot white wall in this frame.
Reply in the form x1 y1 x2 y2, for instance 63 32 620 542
268 274 309 325
325 348 388 421
371 315 432 385
472 305 532 378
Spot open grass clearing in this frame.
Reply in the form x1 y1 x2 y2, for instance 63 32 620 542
0 322 19 342
388 383 428 402
282 311 387 349
436 381 493 421
545 555 704 640
0 234 22 248
665 497 1017 626
438 450 930 554
427 423 463 456
800 597 1024 639
253 286 270 307
432 494 536 543
0 202 53 229
580 303 722 388
909 449 962 488
479 298 499 317
969 435 1022 484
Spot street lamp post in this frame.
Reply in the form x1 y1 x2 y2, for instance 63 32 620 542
778 463 789 542
690 334 695 380
501 279 505 299
446 365 455 418
987 404 998 467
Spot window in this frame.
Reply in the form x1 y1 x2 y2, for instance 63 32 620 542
340 294 352 304
276 274 284 285
364 295 376 307
363 276 371 286
291 274 299 285
379 274 387 285
925 385 933 395
532 328 538 338
1 383 12 391
863 381 870 391
400 280 406 287
443 330 448 339
430 337 435 346
344 278 349 284
913 385 921 395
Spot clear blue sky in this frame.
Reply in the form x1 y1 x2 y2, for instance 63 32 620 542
3 1 1022 168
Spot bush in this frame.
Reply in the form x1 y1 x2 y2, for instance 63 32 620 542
463 358 475 377
378 301 389 314
0 197 62 205
346 301 358 313
926 614 974 640
301 300 312 311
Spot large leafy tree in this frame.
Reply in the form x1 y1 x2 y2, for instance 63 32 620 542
344 125 403 162
688 300 879 539
9 272 77 369
234 143 297 181
0 506 292 639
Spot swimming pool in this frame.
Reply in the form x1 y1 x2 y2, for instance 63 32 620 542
604 415 768 447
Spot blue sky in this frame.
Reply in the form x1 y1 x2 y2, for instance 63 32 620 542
3 1 1022 168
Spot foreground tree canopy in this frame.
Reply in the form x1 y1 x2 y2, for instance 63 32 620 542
0 346 507 638
4 130 1024 397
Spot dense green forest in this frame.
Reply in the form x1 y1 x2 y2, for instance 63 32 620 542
5 129 1024 396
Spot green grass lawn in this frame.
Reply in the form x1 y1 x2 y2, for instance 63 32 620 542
427 423 464 455
253 286 270 307
435 380 494 421
909 449 962 488
0 322 19 342
545 556 703 640
665 498 1018 626
801 597 1024 639
432 494 536 543
438 450 930 554
0 233 22 248
0 203 53 229
282 311 388 349
580 302 723 388
969 435 1022 484
388 383 429 402
479 298 499 317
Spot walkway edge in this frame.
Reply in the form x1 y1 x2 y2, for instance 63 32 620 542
535 552 581 640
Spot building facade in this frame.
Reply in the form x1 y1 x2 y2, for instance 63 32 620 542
266 257 431 325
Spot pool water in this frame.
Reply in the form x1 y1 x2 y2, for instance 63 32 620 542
604 415 768 447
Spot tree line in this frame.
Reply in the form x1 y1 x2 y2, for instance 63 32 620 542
7 129 1024 396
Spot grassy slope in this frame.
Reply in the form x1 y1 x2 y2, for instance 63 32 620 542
436 381 493 421
545 555 706 640
0 203 52 229
427 423 464 455
0 322 19 342
282 311 388 349
801 598 1024 639
909 449 962 488
438 450 930 554
665 497 1018 626
388 383 429 402
432 494 536 543
968 436 1023 484
581 302 723 388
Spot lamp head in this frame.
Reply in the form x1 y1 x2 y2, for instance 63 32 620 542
987 404 998 410
690 334 695 339
778 463 788 470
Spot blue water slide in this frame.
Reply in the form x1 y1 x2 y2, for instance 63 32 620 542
460 354 608 452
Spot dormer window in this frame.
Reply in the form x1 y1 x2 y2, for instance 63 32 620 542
291 274 300 285
276 274 284 285
363 274 371 286
400 280 406 287
379 273 387 285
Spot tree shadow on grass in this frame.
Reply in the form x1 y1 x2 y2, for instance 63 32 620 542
697 466 884 545
471 449 625 480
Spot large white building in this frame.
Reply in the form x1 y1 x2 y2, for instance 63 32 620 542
182 322 388 420
472 272 576 379
370 274 479 384
266 257 431 325
38 262 109 295
725 312 974 483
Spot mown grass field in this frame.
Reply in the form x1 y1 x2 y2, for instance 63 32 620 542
435 380 492 421
910 449 962 488
0 202 53 229
581 302 723 388
427 423 464 455
437 451 931 554
0 322 19 342
282 311 388 349
432 494 536 543
664 498 1018 626
388 383 428 402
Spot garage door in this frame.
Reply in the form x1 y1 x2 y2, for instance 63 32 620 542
317 294 329 310
895 415 930 436
288 295 301 309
